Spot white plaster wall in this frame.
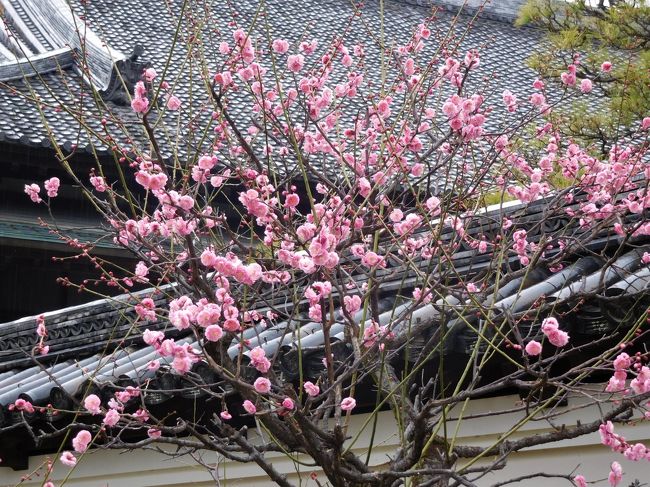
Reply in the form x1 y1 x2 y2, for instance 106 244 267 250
2 394 649 486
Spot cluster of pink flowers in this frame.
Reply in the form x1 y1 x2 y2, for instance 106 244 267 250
606 352 632 393
304 281 333 321
59 430 93 467
541 317 570 347
201 250 264 286
560 63 577 86
24 177 59 203
11 398 35 414
249 346 271 374
142 324 201 374
631 366 650 395
512 229 530 266
609 461 623 487
607 350 650 395
131 80 149 113
135 297 156 321
24 183 41 203
276 200 351 273
44 177 60 197
441 93 486 140
600 421 650 464
363 321 394 350
134 158 167 192
89 174 107 192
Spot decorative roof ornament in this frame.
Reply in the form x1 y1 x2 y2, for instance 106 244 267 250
100 45 152 105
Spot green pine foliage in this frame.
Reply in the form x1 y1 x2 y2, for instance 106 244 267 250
518 0 650 153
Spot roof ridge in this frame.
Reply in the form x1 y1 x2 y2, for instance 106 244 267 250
391 0 527 24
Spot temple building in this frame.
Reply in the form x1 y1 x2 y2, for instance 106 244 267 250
1 0 649 485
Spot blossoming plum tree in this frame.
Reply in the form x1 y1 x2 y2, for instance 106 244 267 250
11 1 650 486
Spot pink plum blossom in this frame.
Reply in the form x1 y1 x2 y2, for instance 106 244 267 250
131 97 149 113
72 430 92 453
13 398 35 414
143 329 164 346
133 408 149 422
272 39 290 54
131 81 149 113
541 317 570 347
254 377 272 394
525 340 542 356
143 68 157 81
44 177 60 197
103 408 120 427
344 295 362 314
608 461 622 487
243 400 257 414
285 193 300 208
36 315 47 337
205 324 224 342
60 451 77 467
340 397 356 411
574 475 587 487
24 183 42 203
580 78 593 93
84 394 102 415
166 95 181 111
304 381 320 397
642 117 650 131
90 175 107 192
287 54 305 72
250 346 271 373
361 251 385 268
147 428 162 439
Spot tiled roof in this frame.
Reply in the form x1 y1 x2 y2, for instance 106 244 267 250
0 0 121 86
0 0 542 152
1 196 649 433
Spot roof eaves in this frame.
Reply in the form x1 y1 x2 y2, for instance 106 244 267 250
0 0 130 92
0 47 74 81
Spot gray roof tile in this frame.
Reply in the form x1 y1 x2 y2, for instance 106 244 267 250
0 0 542 153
